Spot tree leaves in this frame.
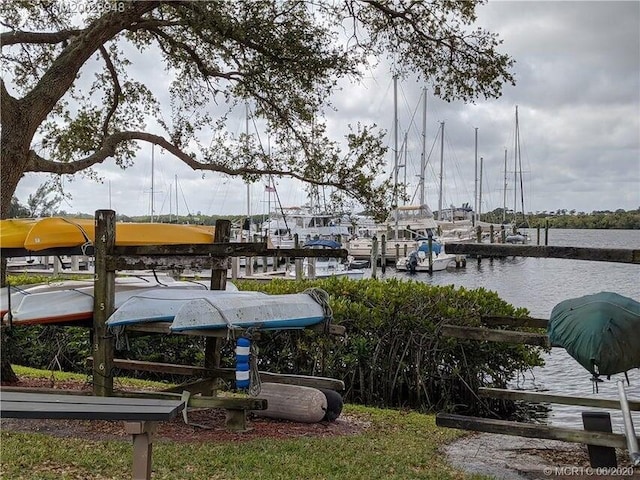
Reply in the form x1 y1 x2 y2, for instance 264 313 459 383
1 0 515 221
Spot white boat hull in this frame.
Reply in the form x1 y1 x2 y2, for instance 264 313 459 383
1 278 231 326
105 289 327 331
396 253 464 272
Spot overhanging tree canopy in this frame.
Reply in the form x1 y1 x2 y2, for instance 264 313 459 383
0 0 514 220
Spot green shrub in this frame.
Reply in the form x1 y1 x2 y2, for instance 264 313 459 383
234 277 545 415
7 275 545 416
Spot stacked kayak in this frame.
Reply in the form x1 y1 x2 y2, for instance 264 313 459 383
1 277 209 326
106 289 327 331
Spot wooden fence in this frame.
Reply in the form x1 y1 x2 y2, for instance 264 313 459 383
437 240 640 466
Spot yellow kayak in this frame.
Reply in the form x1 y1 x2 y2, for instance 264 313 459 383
1 217 215 251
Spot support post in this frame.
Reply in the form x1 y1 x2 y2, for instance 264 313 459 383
93 210 116 396
380 234 386 273
294 234 303 280
371 236 378 279
545 219 549 245
125 421 158 480
205 220 230 395
582 412 617 467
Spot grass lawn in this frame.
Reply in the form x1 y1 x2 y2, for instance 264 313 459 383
0 367 490 480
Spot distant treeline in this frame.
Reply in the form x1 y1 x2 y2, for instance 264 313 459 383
480 208 640 230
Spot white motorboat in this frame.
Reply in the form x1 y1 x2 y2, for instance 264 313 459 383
395 240 465 273
288 240 364 280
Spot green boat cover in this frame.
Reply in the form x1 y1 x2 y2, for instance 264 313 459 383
548 292 640 377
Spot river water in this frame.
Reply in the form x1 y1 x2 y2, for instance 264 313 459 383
369 228 640 429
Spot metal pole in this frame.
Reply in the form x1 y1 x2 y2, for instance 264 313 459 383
617 380 640 466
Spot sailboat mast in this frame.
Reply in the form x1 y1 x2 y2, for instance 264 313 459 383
420 87 427 206
151 144 155 223
479 157 483 220
403 131 408 205
474 127 478 226
246 103 251 233
438 122 444 220
518 114 526 227
514 105 519 224
393 75 399 236
503 148 508 223
175 175 178 220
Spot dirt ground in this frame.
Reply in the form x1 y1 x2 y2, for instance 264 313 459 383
444 431 640 479
0 377 367 443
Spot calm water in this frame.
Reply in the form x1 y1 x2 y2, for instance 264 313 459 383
371 229 640 429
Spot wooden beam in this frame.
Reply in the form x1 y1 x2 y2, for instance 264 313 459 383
444 243 639 264
441 325 551 347
436 413 640 449
481 316 549 329
163 378 216 395
113 243 269 257
254 371 344 391
107 255 221 271
102 358 345 391
111 244 348 259
91 357 213 376
479 387 640 411
125 322 229 336
125 321 345 337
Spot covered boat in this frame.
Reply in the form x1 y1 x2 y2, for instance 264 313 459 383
548 292 640 377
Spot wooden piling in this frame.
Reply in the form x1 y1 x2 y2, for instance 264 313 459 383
380 235 386 274
545 219 549 245
294 234 303 280
371 236 378 279
204 220 230 395
93 210 116 396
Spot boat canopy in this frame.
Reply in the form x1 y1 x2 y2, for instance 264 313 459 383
303 239 342 249
548 292 640 377
0 217 215 254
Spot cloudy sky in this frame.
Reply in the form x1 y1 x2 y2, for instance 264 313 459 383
13 1 640 218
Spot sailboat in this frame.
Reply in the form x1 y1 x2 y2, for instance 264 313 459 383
347 81 440 262
395 118 466 273
505 105 529 244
